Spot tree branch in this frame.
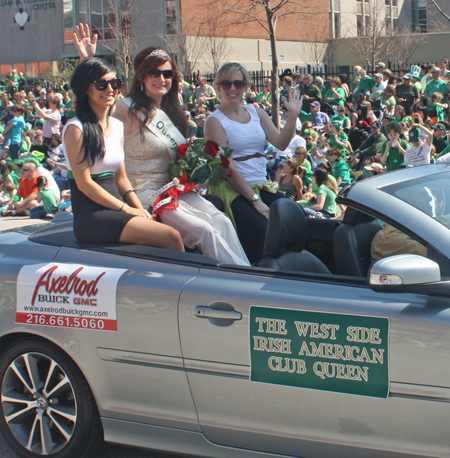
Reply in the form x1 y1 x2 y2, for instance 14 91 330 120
430 0 450 22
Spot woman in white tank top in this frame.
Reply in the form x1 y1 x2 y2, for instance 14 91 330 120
63 57 184 251
205 62 303 264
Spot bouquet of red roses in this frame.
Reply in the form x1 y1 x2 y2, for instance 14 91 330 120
170 139 232 187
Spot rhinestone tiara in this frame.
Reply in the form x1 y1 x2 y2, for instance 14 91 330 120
145 49 170 60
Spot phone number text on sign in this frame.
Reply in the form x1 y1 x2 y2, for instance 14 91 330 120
15 313 114 330
16 263 127 332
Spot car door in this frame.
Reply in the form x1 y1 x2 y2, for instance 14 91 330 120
178 266 450 458
47 247 201 432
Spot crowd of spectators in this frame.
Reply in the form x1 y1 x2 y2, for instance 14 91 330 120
1 57 450 227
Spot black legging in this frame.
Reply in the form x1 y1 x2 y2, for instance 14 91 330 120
231 190 288 265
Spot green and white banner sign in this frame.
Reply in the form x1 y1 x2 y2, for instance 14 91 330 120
250 306 390 398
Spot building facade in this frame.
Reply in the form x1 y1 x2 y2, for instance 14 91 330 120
1 0 449 81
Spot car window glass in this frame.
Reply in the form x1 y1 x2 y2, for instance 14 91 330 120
381 174 450 230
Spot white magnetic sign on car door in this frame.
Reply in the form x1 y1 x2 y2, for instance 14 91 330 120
16 263 127 331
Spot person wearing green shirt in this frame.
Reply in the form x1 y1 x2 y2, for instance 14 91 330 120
63 93 76 120
9 70 20 85
256 79 272 112
329 122 350 156
294 147 311 170
423 67 448 105
300 74 322 113
433 123 450 157
300 168 337 218
328 148 351 188
380 122 407 171
323 77 346 108
427 92 448 122
380 85 396 115
331 106 350 130
351 66 362 92
351 121 387 170
357 70 375 97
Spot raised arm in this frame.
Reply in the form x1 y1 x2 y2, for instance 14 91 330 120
257 88 303 150
32 102 51 120
73 23 97 62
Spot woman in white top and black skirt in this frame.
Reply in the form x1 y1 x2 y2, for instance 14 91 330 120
63 58 184 251
205 62 303 264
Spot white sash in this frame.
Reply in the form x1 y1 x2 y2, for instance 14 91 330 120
121 97 185 160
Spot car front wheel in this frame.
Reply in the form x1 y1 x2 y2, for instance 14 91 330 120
0 338 103 458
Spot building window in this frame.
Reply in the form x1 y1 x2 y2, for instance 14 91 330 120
79 0 90 25
356 0 370 37
0 65 12 78
38 62 52 75
385 0 398 33
412 0 427 33
330 0 341 38
26 63 39 78
64 0 74 43
89 0 118 40
165 0 177 36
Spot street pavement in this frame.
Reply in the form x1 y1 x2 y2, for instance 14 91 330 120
0 214 52 231
0 216 194 458
0 435 192 457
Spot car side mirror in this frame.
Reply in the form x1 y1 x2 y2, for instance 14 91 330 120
368 254 441 293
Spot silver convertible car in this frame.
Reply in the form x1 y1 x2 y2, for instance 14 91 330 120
2 164 450 458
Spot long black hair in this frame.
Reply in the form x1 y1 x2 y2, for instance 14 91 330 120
70 58 116 165
128 47 186 139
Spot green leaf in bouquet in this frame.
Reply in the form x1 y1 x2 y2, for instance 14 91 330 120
188 163 213 184
209 158 221 166
170 163 181 179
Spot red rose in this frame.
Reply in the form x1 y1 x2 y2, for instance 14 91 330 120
176 144 189 158
220 155 230 167
204 140 219 158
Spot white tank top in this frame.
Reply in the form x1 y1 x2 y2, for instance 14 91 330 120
207 104 267 184
62 117 125 174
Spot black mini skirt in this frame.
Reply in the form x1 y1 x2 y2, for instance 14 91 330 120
70 174 135 244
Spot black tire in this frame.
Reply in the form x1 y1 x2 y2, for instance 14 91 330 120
0 338 104 458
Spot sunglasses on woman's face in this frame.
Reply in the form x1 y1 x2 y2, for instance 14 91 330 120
93 78 123 91
147 69 175 79
219 80 247 90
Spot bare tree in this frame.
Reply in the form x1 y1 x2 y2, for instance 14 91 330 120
430 0 450 23
163 26 207 75
324 38 340 66
201 20 231 74
169 11 231 75
96 0 141 90
387 24 426 68
204 0 319 128
302 23 328 66
345 0 395 69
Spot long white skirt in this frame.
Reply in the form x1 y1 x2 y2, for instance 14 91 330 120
138 189 250 266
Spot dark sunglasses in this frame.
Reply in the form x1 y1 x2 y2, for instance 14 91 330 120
148 69 174 79
219 80 247 90
93 78 122 91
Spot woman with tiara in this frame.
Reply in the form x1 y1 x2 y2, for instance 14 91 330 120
74 24 249 265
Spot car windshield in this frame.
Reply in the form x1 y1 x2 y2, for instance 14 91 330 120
381 172 450 230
